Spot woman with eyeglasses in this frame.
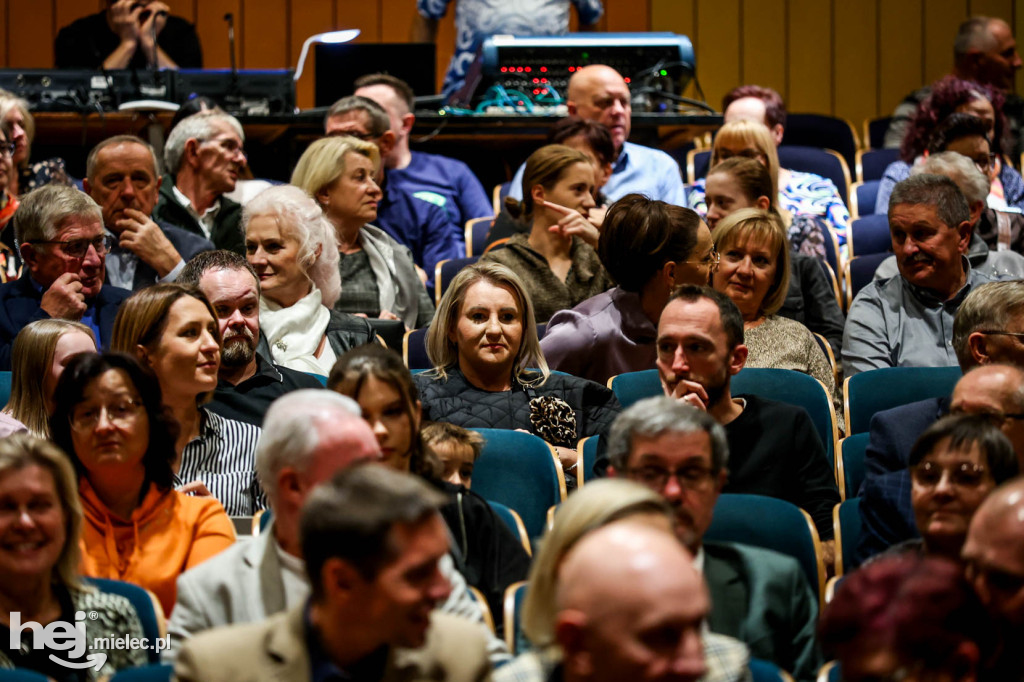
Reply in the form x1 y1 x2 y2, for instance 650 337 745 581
541 193 716 384
705 157 846 356
0 122 19 280
711 209 838 406
688 119 850 253
50 352 235 617
877 75 1024 213
883 414 1020 562
0 91 71 199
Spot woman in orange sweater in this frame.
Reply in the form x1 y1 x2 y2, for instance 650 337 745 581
50 352 235 616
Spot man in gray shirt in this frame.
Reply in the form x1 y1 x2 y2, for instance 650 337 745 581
843 174 1004 376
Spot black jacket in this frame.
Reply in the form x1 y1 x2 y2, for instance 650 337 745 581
780 253 845 356
153 177 244 255
413 367 621 446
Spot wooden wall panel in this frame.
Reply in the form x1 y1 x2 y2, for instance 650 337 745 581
338 0 381 42
291 0 335 110
787 0 832 113
833 0 878 126
604 0 650 33
242 0 288 69
195 0 241 69
924 0 967 85
878 0 924 116
695 0 741 112
4 2 1021 121
8 0 53 68
741 0 787 101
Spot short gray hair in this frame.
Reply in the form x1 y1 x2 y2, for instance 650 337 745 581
164 111 244 176
255 389 361 508
889 174 970 230
953 281 1024 369
242 185 341 307
14 185 102 247
607 396 729 474
86 135 160 180
912 152 990 207
324 96 390 137
955 17 998 62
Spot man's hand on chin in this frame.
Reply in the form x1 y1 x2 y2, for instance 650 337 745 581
660 372 709 411
40 272 87 321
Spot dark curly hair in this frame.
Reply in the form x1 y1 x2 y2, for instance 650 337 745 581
900 75 1006 162
50 352 179 491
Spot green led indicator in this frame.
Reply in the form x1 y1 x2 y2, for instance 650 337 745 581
582 52 589 59
660 69 668 76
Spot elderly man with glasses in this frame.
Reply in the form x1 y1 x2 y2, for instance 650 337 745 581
0 185 130 369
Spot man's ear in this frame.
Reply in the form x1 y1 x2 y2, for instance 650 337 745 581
956 220 973 254
567 100 578 116
770 124 784 147
728 343 748 376
82 178 93 196
755 195 771 210
967 331 993 365
400 113 415 136
184 138 202 168
321 557 361 603
554 612 591 677
378 131 397 158
19 243 38 272
276 467 304 510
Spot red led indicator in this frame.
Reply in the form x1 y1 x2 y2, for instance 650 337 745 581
500 67 507 72
525 67 531 72
624 77 631 83
540 67 547 72
568 66 575 72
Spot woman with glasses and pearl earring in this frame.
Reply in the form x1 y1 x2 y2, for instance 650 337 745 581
50 352 235 617
0 122 19 280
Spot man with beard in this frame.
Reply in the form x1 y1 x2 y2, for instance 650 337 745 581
651 284 840 545
606 397 822 682
178 250 322 425
843 174 1005 376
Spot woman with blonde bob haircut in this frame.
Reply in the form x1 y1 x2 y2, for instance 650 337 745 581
292 135 433 329
111 283 263 515
0 434 149 678
243 184 374 375
3 319 95 436
712 208 837 404
690 118 850 252
414 261 620 478
502 479 747 680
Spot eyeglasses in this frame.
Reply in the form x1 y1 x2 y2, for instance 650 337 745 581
685 248 720 269
27 234 115 259
70 399 142 432
950 406 1024 427
979 330 1024 341
972 153 998 173
626 464 716 491
0 142 14 158
326 129 378 142
910 460 990 489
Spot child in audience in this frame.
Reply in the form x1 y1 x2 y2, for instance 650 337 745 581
422 421 484 488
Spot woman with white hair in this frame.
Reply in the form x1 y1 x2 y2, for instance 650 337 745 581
243 184 377 376
291 135 434 330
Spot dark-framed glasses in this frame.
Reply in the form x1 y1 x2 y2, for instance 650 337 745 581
910 460 989 489
70 399 143 432
27 234 115 259
626 464 716 491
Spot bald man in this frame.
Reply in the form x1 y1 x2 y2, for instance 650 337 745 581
496 520 749 682
508 64 686 206
963 478 1024 679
